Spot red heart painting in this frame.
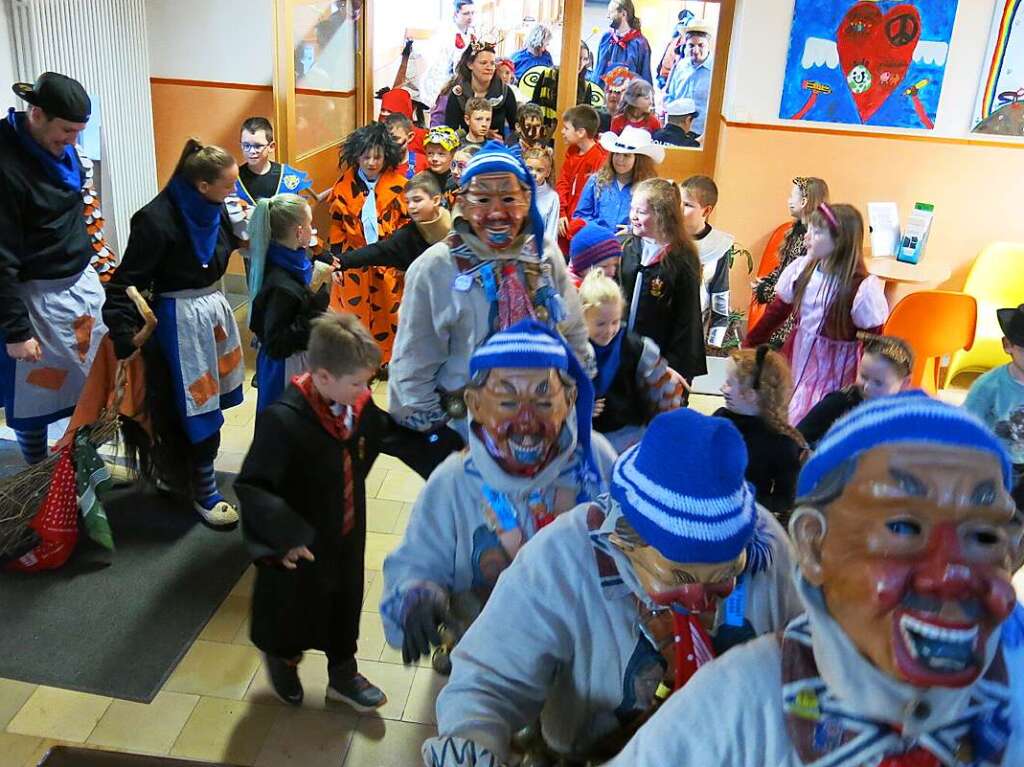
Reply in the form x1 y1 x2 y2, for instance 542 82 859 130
835 2 922 123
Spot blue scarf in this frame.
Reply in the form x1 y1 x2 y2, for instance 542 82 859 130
266 241 312 286
166 174 222 267
7 108 82 192
592 328 625 398
357 169 380 245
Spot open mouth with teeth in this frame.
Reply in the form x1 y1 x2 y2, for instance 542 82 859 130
485 226 513 245
892 609 982 686
508 434 546 465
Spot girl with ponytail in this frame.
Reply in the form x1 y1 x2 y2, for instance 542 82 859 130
247 193 330 413
716 345 806 527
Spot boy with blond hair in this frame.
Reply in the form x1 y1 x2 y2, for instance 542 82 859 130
235 313 389 712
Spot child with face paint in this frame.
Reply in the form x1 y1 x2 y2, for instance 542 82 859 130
422 126 459 206
610 77 662 135
327 123 410 365
522 146 559 248
797 332 913 449
716 346 806 526
424 407 799 767
745 202 888 423
609 393 1024 767
580 263 684 453
506 102 548 162
384 112 427 180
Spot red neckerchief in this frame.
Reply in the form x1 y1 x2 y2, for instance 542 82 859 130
611 28 642 50
293 373 372 535
455 31 475 50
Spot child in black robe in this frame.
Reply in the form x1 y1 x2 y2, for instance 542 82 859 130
235 313 389 711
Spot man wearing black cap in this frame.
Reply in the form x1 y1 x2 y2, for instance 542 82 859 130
0 72 108 464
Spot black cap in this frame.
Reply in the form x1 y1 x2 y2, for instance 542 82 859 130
12 72 91 123
997 304 1024 347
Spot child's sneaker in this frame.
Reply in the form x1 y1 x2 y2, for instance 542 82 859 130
265 654 303 706
326 660 387 712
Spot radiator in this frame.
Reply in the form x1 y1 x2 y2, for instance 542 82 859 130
9 0 158 256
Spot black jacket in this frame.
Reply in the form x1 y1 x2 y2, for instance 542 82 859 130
797 386 863 449
652 123 700 148
249 263 330 360
714 408 802 523
0 117 93 342
620 235 707 382
593 332 650 434
336 221 429 271
104 188 238 354
444 79 518 136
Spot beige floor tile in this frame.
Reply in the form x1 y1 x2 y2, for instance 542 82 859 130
224 405 256 427
378 642 431 668
0 678 37 729
86 691 199 755
688 392 722 416
231 565 257 598
254 707 357 767
373 453 404 470
365 532 403 571
343 717 435 767
393 504 414 535
367 498 404 534
199 595 251 643
215 450 248 474
363 572 384 613
375 469 425 503
164 640 261 700
352 660 416 721
356 611 387 662
7 686 111 742
170 696 279 765
232 616 255 647
20 739 110 767
219 423 258 453
0 732 42 767
365 568 378 587
365 466 387 499
402 667 447 725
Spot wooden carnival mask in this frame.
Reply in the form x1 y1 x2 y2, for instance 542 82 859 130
464 367 575 477
461 173 531 250
792 443 1022 688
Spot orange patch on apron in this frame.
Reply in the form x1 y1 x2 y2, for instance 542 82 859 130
213 324 228 343
73 315 95 361
26 367 69 391
189 371 218 407
218 346 242 378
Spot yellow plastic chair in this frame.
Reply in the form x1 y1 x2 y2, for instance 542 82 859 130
945 242 1024 387
883 291 977 394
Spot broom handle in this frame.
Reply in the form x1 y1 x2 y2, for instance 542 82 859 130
127 286 157 350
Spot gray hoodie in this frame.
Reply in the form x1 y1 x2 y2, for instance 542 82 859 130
421 499 802 766
388 218 594 432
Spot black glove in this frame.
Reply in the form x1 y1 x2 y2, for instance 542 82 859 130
112 334 137 361
402 595 449 665
311 284 331 311
402 38 414 58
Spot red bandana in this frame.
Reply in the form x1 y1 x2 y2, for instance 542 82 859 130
611 28 642 50
293 373 372 535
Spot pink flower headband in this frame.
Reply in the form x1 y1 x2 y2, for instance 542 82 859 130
818 202 839 235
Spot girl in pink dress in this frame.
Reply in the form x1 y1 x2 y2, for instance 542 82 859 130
745 203 888 423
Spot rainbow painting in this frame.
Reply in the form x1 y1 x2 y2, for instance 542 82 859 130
972 0 1024 136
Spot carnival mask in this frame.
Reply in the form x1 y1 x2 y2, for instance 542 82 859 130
462 173 531 250
793 444 1021 688
520 115 545 145
464 367 575 476
611 529 747 625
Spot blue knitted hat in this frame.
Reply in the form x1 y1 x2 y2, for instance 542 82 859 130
612 409 756 563
470 319 596 477
798 390 1014 498
570 222 623 274
460 140 546 248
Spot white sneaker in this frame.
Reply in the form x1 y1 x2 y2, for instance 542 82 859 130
193 499 239 528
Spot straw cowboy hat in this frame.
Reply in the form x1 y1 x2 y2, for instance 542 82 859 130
598 126 666 162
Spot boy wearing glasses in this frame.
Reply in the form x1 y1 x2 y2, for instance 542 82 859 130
235 116 314 205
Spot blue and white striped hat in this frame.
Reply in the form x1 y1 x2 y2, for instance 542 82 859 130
470 319 595 476
798 390 1014 498
460 140 546 247
611 408 756 563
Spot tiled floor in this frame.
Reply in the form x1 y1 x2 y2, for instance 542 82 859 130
1 340 1001 767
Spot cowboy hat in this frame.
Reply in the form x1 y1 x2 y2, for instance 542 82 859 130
598 126 665 162
664 97 699 117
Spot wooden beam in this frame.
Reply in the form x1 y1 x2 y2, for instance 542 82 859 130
356 0 374 125
553 0 584 165
272 0 296 162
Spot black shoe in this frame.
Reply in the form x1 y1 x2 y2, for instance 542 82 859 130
265 653 303 706
250 373 259 389
326 660 387 712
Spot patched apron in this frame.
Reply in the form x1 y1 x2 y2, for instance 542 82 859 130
1 268 106 429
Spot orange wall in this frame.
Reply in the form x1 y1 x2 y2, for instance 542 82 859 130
150 79 274 186
713 120 1024 315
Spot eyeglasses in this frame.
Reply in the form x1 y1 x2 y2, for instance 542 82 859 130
242 142 269 153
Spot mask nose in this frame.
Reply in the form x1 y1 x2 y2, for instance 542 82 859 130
911 523 980 603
